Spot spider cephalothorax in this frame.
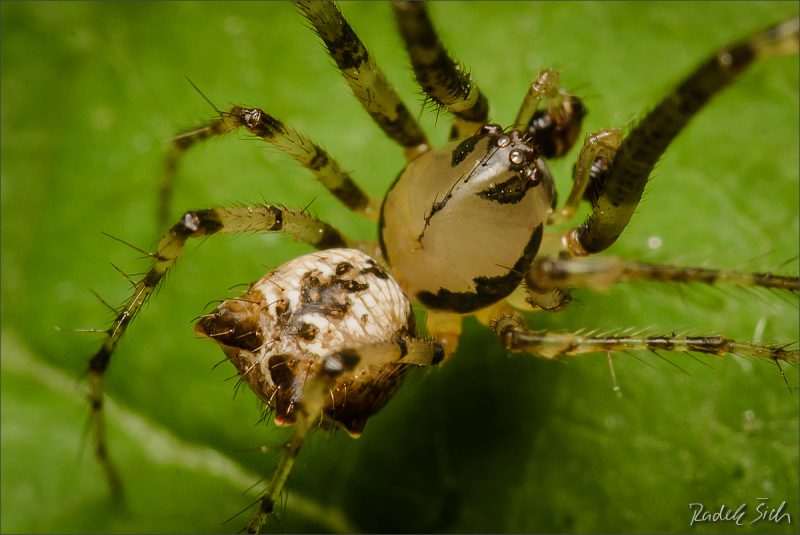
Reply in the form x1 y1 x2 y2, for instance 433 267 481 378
82 2 799 532
380 124 555 313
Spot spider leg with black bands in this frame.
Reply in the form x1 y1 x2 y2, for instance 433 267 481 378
523 255 800 313
527 256 800 293
491 313 799 364
562 15 800 257
86 205 355 496
159 105 380 226
392 0 489 141
297 0 429 160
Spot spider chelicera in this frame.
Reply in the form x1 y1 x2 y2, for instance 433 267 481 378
83 2 799 532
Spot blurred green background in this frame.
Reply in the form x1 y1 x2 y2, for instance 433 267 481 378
2 2 798 533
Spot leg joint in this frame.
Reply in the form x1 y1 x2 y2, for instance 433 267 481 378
174 209 223 237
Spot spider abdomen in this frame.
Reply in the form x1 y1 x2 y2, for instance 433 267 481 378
195 248 415 435
380 126 555 313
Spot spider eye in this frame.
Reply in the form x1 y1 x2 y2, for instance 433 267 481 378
495 135 511 147
526 166 542 186
509 148 525 166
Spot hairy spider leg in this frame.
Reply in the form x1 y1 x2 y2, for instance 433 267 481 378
158 105 380 226
391 1 588 153
491 313 799 364
527 16 800 308
297 0 429 161
523 251 800 311
86 205 356 496
160 112 237 225
391 0 489 141
562 15 800 257
527 256 800 293
245 339 443 533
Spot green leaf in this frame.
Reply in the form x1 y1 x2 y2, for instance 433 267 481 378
2 2 797 533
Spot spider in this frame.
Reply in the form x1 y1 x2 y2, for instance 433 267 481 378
82 2 799 532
